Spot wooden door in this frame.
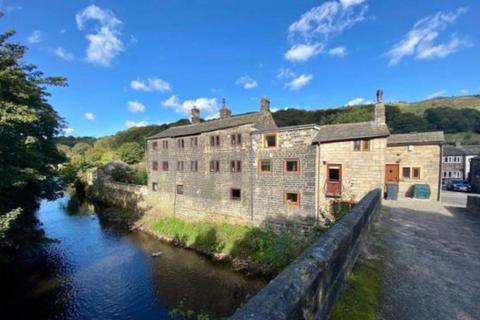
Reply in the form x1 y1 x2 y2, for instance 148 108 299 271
326 164 342 195
385 164 399 183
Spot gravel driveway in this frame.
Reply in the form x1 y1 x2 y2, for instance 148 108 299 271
371 200 480 320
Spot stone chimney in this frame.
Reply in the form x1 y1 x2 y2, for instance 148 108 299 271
191 106 200 124
374 88 386 125
219 98 231 119
260 97 270 113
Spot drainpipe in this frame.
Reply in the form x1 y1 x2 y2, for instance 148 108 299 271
438 143 443 201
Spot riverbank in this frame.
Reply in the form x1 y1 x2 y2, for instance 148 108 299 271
94 202 325 276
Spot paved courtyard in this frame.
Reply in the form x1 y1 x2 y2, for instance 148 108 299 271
371 198 480 320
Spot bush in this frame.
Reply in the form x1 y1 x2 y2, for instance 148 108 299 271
110 166 147 185
117 142 144 164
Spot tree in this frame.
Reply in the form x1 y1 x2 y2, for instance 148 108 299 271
117 142 144 164
71 142 92 156
0 28 67 209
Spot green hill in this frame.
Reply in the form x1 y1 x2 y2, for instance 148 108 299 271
393 95 480 115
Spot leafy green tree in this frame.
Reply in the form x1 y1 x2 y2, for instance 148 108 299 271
117 142 144 164
0 28 67 209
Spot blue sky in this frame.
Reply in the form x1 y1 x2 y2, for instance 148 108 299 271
1 0 479 137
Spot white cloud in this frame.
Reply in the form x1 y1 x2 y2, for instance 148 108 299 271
277 67 296 79
130 78 172 92
340 0 366 8
460 89 469 95
328 46 347 57
270 107 280 113
345 97 372 106
127 101 146 113
425 90 446 100
387 7 470 66
125 120 148 128
84 112 95 121
288 0 367 43
162 95 219 116
285 74 313 91
205 112 220 120
53 47 74 61
76 5 124 66
235 75 258 89
27 30 42 44
62 127 75 136
285 43 324 62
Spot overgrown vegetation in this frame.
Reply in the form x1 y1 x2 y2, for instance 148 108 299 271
110 166 147 185
329 259 383 320
168 300 210 320
151 218 324 273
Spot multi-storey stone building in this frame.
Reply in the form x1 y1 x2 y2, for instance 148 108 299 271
146 93 444 230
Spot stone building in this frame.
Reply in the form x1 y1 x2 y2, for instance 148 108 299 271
442 145 465 184
146 93 444 229
469 156 480 193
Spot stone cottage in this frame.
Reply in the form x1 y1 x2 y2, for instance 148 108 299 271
146 93 444 230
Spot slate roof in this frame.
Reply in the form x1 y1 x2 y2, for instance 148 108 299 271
387 131 444 146
460 145 480 156
147 112 269 139
443 145 465 156
313 122 390 143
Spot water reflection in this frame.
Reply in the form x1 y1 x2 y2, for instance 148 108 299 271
1 195 265 319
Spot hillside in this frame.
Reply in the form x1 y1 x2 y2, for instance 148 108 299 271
393 95 480 115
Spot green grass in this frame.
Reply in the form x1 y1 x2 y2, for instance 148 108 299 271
445 132 480 145
329 259 383 320
151 218 323 273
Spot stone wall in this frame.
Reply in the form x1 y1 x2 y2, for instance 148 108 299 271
467 195 480 214
93 181 148 211
470 158 480 193
229 189 381 320
385 144 441 200
318 137 386 215
251 126 319 230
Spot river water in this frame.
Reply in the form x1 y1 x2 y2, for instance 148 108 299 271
1 195 265 319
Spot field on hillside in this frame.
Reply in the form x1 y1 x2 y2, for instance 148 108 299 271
394 95 480 115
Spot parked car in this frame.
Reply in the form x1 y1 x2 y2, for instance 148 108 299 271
447 179 472 192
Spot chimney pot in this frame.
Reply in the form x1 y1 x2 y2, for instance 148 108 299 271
260 97 270 112
191 106 200 124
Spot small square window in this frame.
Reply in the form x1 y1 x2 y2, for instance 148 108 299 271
177 139 185 149
412 167 421 179
210 160 220 172
230 160 241 172
353 140 361 151
176 184 184 195
402 167 411 178
264 134 276 148
152 182 158 191
177 161 184 171
152 161 158 171
152 141 158 150
285 192 300 208
231 134 242 146
231 188 241 200
162 141 169 149
363 139 370 151
259 159 271 172
191 137 198 147
162 161 169 171
191 161 198 172
285 160 299 173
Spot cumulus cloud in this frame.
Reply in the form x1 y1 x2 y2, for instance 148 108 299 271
460 89 469 95
27 30 42 44
235 75 258 89
62 127 75 136
386 7 470 66
345 97 372 106
162 95 219 116
84 112 95 121
285 74 313 91
127 101 146 113
76 5 124 66
53 47 74 61
340 0 366 8
425 90 446 100
285 43 324 62
125 120 148 128
328 46 347 57
130 78 171 92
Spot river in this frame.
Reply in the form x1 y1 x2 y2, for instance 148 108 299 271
0 195 265 319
